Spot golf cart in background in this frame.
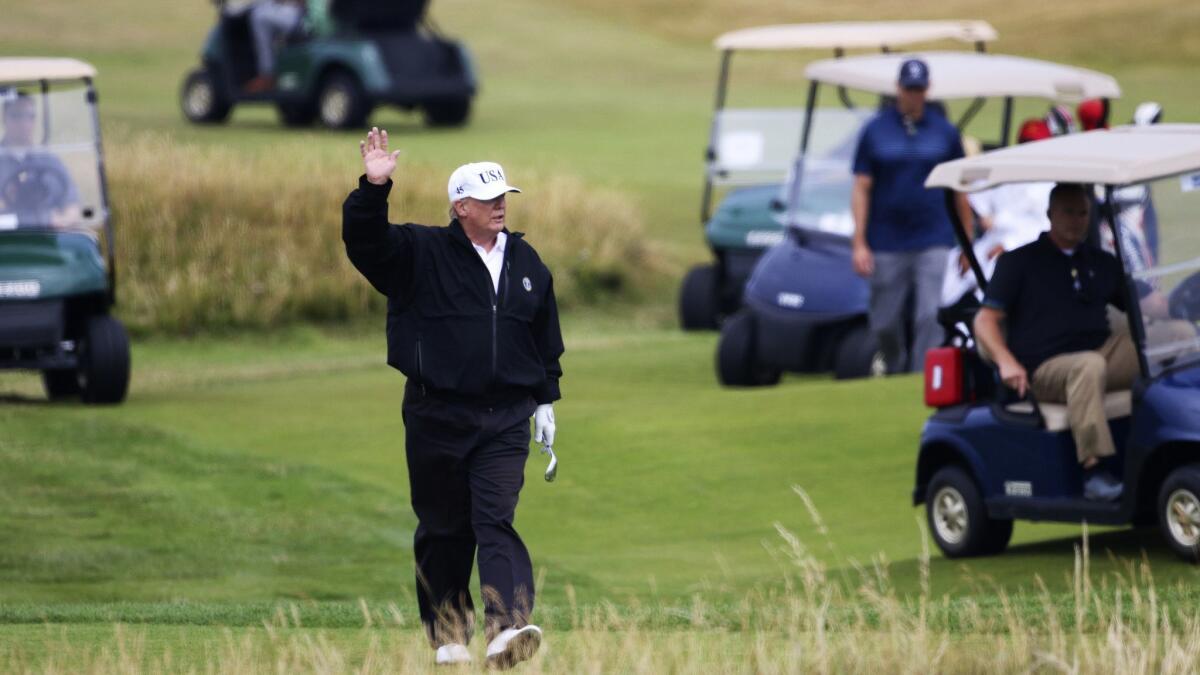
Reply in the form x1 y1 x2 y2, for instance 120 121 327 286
917 125 1200 561
181 0 477 129
680 21 998 331
0 58 130 403
717 51 1120 386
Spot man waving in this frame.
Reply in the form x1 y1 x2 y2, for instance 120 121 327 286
343 128 563 668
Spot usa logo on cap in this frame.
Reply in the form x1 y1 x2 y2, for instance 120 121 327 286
447 161 523 204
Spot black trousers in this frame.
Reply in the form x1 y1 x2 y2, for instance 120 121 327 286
402 384 537 646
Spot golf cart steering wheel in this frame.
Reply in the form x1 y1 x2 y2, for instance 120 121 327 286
1 163 73 219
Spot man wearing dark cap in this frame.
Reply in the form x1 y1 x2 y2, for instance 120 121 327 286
851 58 974 372
343 128 563 668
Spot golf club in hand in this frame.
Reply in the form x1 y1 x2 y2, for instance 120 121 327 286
542 445 557 482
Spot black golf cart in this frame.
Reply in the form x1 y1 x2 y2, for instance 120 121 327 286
0 58 130 403
917 125 1200 561
181 0 477 129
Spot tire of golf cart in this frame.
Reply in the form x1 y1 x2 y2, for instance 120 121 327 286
317 71 372 130
679 264 719 331
926 465 1013 558
833 323 885 380
276 99 317 127
180 68 232 124
80 314 131 405
41 368 81 400
716 310 781 387
423 97 472 127
1156 464 1200 563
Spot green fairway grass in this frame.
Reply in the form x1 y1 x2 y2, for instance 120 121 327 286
3 323 1198 611
5 0 1200 669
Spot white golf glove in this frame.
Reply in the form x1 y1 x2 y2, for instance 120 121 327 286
533 404 555 447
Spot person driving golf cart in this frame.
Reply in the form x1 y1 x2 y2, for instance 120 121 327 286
974 183 1133 501
917 125 1200 561
230 0 332 93
0 91 81 229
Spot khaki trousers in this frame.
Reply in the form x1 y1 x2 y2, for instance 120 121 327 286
1031 332 1139 463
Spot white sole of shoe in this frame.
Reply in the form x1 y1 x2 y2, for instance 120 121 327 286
487 627 542 670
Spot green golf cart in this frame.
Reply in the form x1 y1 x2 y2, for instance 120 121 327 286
0 58 130 404
181 0 477 129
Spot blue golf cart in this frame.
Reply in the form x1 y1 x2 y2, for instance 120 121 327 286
679 21 998 331
717 51 1121 385
916 124 1200 560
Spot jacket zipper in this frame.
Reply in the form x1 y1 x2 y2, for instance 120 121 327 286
416 337 426 395
491 253 511 379
463 231 511 382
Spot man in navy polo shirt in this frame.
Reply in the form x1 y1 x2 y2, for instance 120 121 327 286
851 58 974 372
974 183 1134 501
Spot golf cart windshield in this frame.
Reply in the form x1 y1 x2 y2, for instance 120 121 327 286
780 107 873 236
1124 174 1200 376
0 82 105 234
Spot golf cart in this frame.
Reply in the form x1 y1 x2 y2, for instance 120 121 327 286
0 58 130 403
181 0 477 129
680 21 998 331
916 124 1200 561
717 51 1120 386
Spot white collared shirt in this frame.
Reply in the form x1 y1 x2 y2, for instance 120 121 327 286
472 231 507 294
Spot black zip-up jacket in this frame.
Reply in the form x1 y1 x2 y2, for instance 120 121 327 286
342 176 563 404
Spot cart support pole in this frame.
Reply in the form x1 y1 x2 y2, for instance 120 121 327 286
1104 186 1152 377
701 50 733 225
782 81 820 228
1000 97 1014 147
86 78 117 305
944 189 987 290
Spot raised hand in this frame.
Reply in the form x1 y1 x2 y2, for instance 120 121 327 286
360 127 401 186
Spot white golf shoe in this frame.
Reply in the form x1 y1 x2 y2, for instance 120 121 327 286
485 625 542 669
435 643 472 666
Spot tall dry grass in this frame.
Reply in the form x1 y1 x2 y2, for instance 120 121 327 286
106 130 661 335
7 489 1200 673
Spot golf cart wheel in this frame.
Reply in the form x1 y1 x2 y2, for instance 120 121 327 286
41 369 81 400
1157 464 1200 562
276 100 317 127
833 323 886 380
716 309 781 387
317 71 371 130
180 68 232 124
926 466 1012 558
80 314 130 405
423 97 472 127
679 264 719 331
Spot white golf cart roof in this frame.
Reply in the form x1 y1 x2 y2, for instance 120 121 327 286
805 51 1119 102
0 58 96 85
714 21 997 51
926 125 1200 191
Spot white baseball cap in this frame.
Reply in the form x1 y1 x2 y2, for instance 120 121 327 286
447 161 522 203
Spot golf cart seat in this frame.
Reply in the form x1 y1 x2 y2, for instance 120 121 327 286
1005 390 1132 432
940 302 1134 430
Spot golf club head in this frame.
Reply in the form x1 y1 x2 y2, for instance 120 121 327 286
542 445 557 482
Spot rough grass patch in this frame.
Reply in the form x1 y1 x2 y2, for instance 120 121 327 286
106 129 663 335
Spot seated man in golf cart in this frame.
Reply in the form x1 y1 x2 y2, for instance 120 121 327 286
0 91 81 228
237 0 331 93
973 183 1133 501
